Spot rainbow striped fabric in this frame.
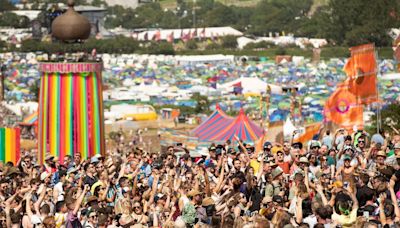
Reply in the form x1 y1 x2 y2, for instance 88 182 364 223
0 128 21 165
38 63 105 164
192 107 263 142
23 111 38 125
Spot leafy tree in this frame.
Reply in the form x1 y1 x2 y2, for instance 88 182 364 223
0 0 16 11
191 93 210 114
0 12 30 28
221 35 238 49
91 0 106 7
185 39 198 50
0 40 6 49
325 0 400 46
249 0 312 36
369 103 400 135
204 2 237 27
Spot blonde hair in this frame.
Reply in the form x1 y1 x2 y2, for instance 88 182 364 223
271 209 291 228
115 199 132 215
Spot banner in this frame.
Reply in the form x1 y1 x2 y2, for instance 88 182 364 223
38 63 105 164
0 128 21 165
343 43 378 104
324 83 363 129
294 123 321 145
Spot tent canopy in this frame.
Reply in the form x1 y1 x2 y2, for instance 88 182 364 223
210 108 263 142
192 104 233 140
193 107 263 142
219 77 282 94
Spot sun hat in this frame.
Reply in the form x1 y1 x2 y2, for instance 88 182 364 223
187 189 203 197
299 157 309 164
45 154 54 161
271 167 283 179
376 151 387 158
40 172 51 181
343 155 352 161
202 197 215 207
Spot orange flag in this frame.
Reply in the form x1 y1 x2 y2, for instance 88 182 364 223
294 123 322 145
255 133 266 155
343 43 377 104
324 83 363 129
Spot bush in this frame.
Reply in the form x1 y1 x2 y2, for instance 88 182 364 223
221 35 238 49
143 41 175 55
18 37 175 55
205 42 221 50
185 39 198 50
275 47 287 55
243 40 277 50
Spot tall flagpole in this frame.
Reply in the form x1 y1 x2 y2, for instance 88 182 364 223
375 45 381 134
265 85 271 131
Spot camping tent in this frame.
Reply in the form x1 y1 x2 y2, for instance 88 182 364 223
192 104 233 140
219 77 282 94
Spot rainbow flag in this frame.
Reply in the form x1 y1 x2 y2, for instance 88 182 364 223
0 128 21 165
19 111 38 126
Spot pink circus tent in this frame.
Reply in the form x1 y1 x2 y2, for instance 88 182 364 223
192 104 233 140
192 107 263 142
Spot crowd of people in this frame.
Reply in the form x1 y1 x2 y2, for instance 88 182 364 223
1 127 400 228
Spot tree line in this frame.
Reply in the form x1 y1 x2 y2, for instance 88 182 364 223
104 0 400 47
1 0 400 47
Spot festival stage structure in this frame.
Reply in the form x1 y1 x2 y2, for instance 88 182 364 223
37 0 105 164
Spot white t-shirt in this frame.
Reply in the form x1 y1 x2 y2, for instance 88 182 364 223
31 214 43 225
54 182 64 202
55 212 67 228
303 215 318 228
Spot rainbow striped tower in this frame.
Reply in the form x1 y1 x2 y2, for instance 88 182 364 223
37 62 105 164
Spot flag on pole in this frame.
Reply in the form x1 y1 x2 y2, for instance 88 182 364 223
182 30 190 42
200 28 206 39
232 82 242 94
293 123 322 145
211 32 215 41
343 43 378 104
323 83 363 129
155 30 161 41
192 28 197 39
167 31 174 43
0 128 21 165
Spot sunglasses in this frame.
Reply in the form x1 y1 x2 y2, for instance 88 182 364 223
134 206 141 209
359 141 365 143
90 215 97 219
